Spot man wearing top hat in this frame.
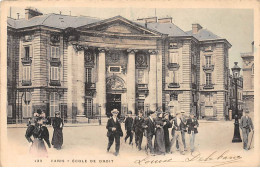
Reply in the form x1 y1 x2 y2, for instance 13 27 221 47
106 109 123 156
239 109 254 150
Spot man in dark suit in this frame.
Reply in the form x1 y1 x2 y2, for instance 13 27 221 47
143 110 156 154
124 110 134 145
239 110 254 150
106 109 123 156
132 110 144 151
186 112 199 152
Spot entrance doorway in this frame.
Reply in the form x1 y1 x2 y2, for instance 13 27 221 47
106 94 121 117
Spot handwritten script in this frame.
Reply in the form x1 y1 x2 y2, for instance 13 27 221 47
134 150 242 167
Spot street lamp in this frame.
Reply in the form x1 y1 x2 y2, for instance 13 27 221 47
231 62 242 143
98 104 101 125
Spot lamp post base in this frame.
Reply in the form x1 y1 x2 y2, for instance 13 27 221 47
232 122 242 143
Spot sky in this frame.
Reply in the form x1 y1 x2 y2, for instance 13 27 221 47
10 7 254 70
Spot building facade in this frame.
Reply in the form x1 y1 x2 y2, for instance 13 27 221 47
7 8 231 123
241 42 254 116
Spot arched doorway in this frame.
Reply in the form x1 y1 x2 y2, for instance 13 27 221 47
106 75 126 117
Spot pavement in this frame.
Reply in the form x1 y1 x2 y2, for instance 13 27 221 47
4 120 257 167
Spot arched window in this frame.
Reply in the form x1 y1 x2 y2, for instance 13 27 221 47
50 92 59 117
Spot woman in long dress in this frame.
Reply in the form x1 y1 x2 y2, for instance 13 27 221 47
51 111 64 150
25 117 51 158
163 113 172 153
154 112 166 155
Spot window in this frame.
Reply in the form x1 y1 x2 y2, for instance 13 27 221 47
50 67 59 80
22 92 32 118
205 56 211 67
51 46 59 58
50 92 59 117
170 71 178 83
169 42 178 49
206 73 212 85
85 98 93 116
23 66 31 81
108 66 121 73
138 70 145 83
24 46 32 59
170 94 178 101
169 52 178 63
86 68 92 83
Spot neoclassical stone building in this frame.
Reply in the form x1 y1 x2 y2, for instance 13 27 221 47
7 8 231 123
241 42 254 116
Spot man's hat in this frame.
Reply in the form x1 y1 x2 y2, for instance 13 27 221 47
128 110 132 114
111 109 119 114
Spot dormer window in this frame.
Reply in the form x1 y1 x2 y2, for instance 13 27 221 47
169 42 178 49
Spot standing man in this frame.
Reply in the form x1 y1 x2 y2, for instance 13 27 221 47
124 110 134 145
186 112 199 152
142 110 156 154
180 110 187 151
106 109 123 156
240 110 254 150
132 110 144 151
170 111 185 155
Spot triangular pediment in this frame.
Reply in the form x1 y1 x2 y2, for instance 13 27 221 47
77 16 161 36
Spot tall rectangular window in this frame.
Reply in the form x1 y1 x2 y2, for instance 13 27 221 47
24 45 32 59
169 52 178 63
138 69 145 83
206 73 212 85
23 66 31 81
205 56 211 67
50 92 59 117
86 68 92 83
50 67 59 80
51 46 59 58
85 98 93 116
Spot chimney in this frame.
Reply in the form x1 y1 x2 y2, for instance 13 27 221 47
137 17 157 23
192 23 203 34
25 7 43 20
158 17 172 23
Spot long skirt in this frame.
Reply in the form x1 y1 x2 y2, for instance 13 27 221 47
52 128 63 149
154 128 166 154
29 139 48 158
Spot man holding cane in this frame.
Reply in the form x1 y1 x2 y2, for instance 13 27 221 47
239 110 254 150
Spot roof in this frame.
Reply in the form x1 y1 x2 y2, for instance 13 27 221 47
186 29 222 41
7 13 100 29
135 22 188 37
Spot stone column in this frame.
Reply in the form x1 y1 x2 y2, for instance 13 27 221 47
97 48 106 116
149 50 158 111
76 49 86 116
127 49 137 115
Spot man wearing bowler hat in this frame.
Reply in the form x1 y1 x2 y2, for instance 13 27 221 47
240 109 254 150
106 109 123 156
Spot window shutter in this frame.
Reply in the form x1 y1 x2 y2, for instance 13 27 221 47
51 47 54 58
29 45 33 58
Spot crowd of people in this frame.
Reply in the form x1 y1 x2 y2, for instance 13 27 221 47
25 109 64 157
106 108 199 156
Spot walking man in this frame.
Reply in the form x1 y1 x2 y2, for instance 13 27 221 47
106 109 123 156
186 112 199 152
240 110 254 150
143 110 156 154
124 110 134 145
133 110 144 151
170 111 185 155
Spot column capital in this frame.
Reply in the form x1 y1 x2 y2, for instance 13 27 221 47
72 43 88 52
148 50 158 55
98 47 109 52
127 49 138 54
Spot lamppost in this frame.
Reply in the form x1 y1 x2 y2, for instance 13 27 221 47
98 104 101 125
231 62 242 143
